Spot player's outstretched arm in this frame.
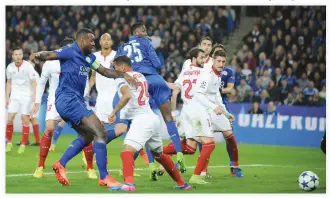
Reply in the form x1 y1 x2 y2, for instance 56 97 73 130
108 85 132 125
30 51 58 62
92 64 137 86
221 82 234 94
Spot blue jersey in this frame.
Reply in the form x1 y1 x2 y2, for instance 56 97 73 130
55 42 96 100
115 36 162 75
220 67 235 106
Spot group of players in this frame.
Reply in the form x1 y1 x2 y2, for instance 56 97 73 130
5 23 243 192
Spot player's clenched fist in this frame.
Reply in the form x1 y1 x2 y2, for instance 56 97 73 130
213 106 224 115
108 112 116 125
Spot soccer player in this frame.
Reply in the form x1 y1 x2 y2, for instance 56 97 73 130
5 47 37 154
31 38 97 179
30 28 136 188
182 37 214 70
109 55 191 191
87 33 148 176
115 23 186 173
165 48 205 156
210 44 243 177
321 131 326 154
187 50 236 184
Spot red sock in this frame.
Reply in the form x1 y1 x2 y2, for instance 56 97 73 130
183 144 196 155
155 154 185 186
33 124 40 143
22 125 30 146
6 123 14 143
139 149 149 166
202 161 209 173
120 151 135 184
225 134 239 166
163 142 176 154
83 143 94 169
194 142 215 175
38 130 53 167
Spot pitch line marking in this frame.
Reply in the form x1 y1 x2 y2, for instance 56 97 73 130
6 164 325 178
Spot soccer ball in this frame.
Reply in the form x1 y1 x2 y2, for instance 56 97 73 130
298 171 319 191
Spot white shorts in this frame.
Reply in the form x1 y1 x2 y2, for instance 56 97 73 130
184 104 214 139
177 105 194 138
124 113 162 153
8 96 32 115
209 111 232 132
95 95 115 123
45 101 61 121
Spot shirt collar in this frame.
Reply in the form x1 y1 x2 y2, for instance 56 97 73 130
212 66 221 76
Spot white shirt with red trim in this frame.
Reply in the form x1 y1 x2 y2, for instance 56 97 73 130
174 64 203 105
6 60 36 98
115 71 154 120
191 66 223 110
93 50 117 98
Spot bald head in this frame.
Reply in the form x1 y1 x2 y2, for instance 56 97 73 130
100 33 112 50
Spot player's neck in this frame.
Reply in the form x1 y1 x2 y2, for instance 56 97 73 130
101 48 112 57
212 66 221 76
123 68 133 72
204 56 210 63
15 60 23 67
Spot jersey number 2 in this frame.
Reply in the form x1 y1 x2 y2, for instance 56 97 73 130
183 79 197 99
124 43 143 63
137 81 149 106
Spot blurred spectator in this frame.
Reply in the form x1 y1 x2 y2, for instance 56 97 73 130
151 29 161 49
294 93 306 106
297 72 310 91
228 89 237 103
284 93 295 105
312 93 323 107
253 78 264 97
284 67 297 89
248 101 264 114
303 81 319 100
265 101 278 115
319 85 326 100
260 70 271 88
279 78 291 103
245 51 257 71
241 62 252 79
236 79 251 102
260 90 270 104
272 68 283 87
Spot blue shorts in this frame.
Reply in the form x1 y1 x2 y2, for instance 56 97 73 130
144 74 171 106
55 94 93 126
112 92 130 126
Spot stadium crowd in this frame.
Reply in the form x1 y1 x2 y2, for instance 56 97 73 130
5 6 325 108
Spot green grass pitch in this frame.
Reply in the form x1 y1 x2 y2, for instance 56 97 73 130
6 133 326 193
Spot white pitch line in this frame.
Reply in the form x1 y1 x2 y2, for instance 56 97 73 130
6 164 325 178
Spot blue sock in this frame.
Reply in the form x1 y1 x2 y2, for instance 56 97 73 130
133 150 140 161
145 147 154 163
198 142 203 152
93 141 108 180
52 124 64 145
106 129 118 144
165 121 182 153
59 136 87 167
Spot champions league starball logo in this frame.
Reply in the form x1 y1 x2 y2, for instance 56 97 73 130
85 57 91 63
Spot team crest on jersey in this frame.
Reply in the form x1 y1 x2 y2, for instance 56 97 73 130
222 71 228 75
85 57 91 63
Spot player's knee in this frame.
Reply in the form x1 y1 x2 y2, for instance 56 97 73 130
58 120 65 127
21 115 30 125
83 133 95 143
200 137 215 144
7 120 14 125
45 129 54 137
115 124 128 136
122 144 137 153
222 130 233 137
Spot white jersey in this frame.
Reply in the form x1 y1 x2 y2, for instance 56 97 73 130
174 64 203 105
115 71 153 120
191 66 223 111
93 50 117 98
35 60 61 104
6 60 36 98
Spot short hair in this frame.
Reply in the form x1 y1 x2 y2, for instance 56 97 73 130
113 55 132 67
189 48 204 60
213 50 227 59
60 38 75 47
13 47 23 52
131 23 144 34
76 28 94 40
210 43 227 56
199 36 213 45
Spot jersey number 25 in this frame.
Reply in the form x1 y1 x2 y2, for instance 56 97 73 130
124 43 143 63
